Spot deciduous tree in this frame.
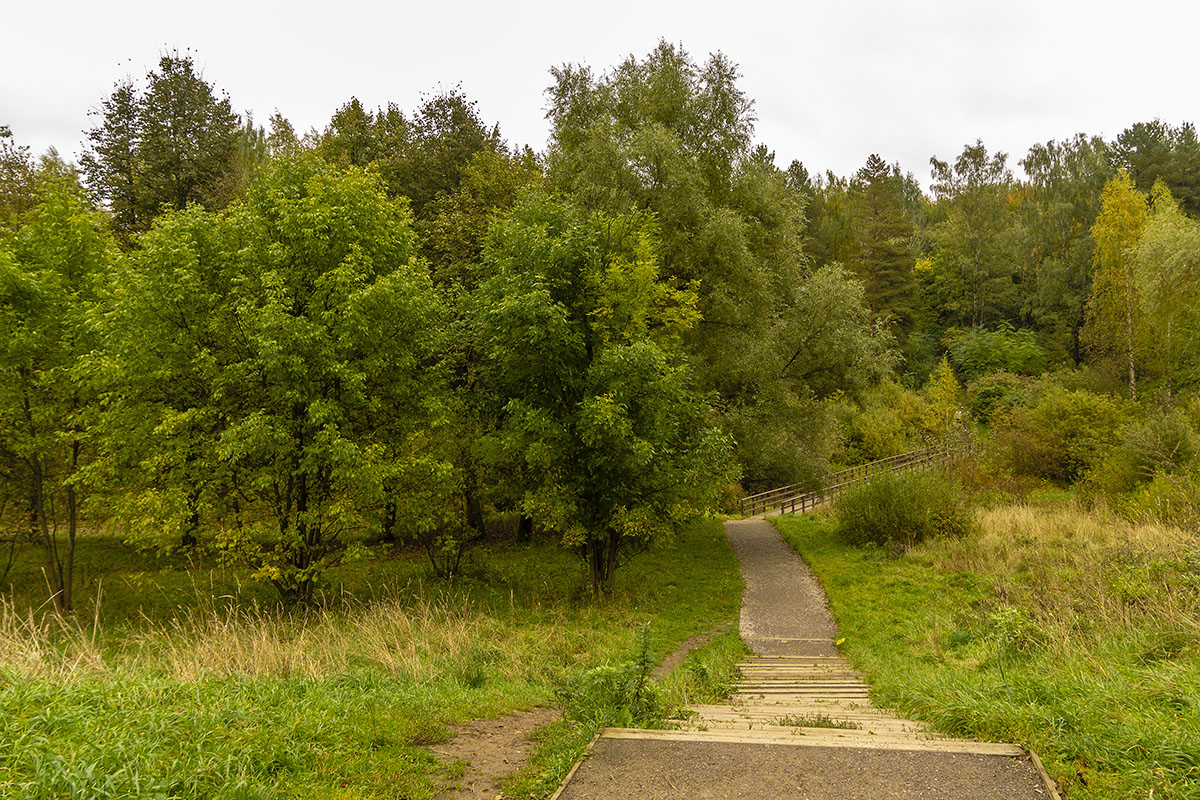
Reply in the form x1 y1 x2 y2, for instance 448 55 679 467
477 196 733 590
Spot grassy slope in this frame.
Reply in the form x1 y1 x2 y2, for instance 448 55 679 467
776 508 1200 800
0 519 742 799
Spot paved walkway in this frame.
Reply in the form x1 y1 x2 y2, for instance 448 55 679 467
552 518 1058 799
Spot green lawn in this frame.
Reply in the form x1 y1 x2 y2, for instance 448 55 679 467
0 520 743 799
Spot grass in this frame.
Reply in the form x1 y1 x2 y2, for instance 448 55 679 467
775 504 1200 800
775 712 861 730
0 519 743 799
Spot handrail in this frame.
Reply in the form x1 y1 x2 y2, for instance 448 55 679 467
739 446 960 517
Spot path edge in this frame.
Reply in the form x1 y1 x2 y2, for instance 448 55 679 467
547 732 602 800
1027 749 1063 800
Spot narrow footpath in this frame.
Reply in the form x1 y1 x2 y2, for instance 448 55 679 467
552 518 1058 800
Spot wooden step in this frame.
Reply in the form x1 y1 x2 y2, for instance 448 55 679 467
599 727 1026 756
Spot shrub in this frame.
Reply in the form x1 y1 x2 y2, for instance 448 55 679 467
993 386 1125 482
835 381 930 464
947 323 1047 381
1090 409 1199 496
556 624 661 728
966 371 1030 425
835 468 971 549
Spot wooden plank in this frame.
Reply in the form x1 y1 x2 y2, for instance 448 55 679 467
548 731 601 800
1028 749 1064 800
599 727 1026 757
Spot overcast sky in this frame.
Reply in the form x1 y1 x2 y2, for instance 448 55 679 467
4 0 1198 189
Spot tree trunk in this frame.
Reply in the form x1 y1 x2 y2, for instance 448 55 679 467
516 513 533 544
585 529 622 593
463 466 485 537
381 498 397 542
31 464 67 614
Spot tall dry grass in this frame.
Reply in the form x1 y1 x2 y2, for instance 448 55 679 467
0 589 592 685
930 502 1200 646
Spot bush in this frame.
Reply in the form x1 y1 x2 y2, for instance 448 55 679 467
947 324 1047 381
556 624 661 728
993 386 1125 483
1090 409 1199 496
834 468 972 550
966 371 1030 425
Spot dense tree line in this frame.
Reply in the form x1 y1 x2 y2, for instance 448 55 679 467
2 44 1199 609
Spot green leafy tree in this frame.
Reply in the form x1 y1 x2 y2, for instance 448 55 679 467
0 126 36 227
477 196 734 590
216 155 448 601
1134 182 1200 397
1113 120 1200 217
89 205 239 550
546 42 889 487
0 176 111 612
94 155 448 600
1017 134 1113 363
1084 171 1149 400
929 141 1019 328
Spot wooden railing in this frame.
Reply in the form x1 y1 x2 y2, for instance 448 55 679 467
739 447 959 517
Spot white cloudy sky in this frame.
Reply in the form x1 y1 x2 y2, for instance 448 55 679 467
3 0 1198 187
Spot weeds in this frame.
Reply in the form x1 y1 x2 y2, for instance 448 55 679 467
777 505 1200 800
1 519 743 799
776 712 862 729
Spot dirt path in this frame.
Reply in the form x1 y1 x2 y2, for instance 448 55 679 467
552 518 1060 800
430 707 559 799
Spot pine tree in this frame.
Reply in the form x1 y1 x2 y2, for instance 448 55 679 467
850 154 916 332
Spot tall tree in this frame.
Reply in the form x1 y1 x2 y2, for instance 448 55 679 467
848 154 916 332
1018 134 1113 363
477 196 733 590
1113 120 1200 217
546 42 889 486
82 53 241 241
0 126 36 227
0 175 110 612
1084 170 1150 400
89 205 239 550
928 141 1019 328
213 154 448 601
1133 182 1200 397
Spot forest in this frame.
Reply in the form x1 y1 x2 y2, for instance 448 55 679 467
2 41 1200 799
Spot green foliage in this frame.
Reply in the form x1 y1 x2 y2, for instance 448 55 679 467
545 41 893 487
0 175 112 611
1113 120 1200 217
1017 134 1112 365
557 624 661 728
966 371 1030 424
922 357 965 441
776 504 1200 800
81 53 243 240
835 380 932 464
1134 181 1200 397
848 153 918 333
946 323 1047 380
1084 171 1150 400
927 141 1019 328
477 195 734 589
0 125 36 227
834 469 971 549
90 154 449 602
993 384 1125 483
